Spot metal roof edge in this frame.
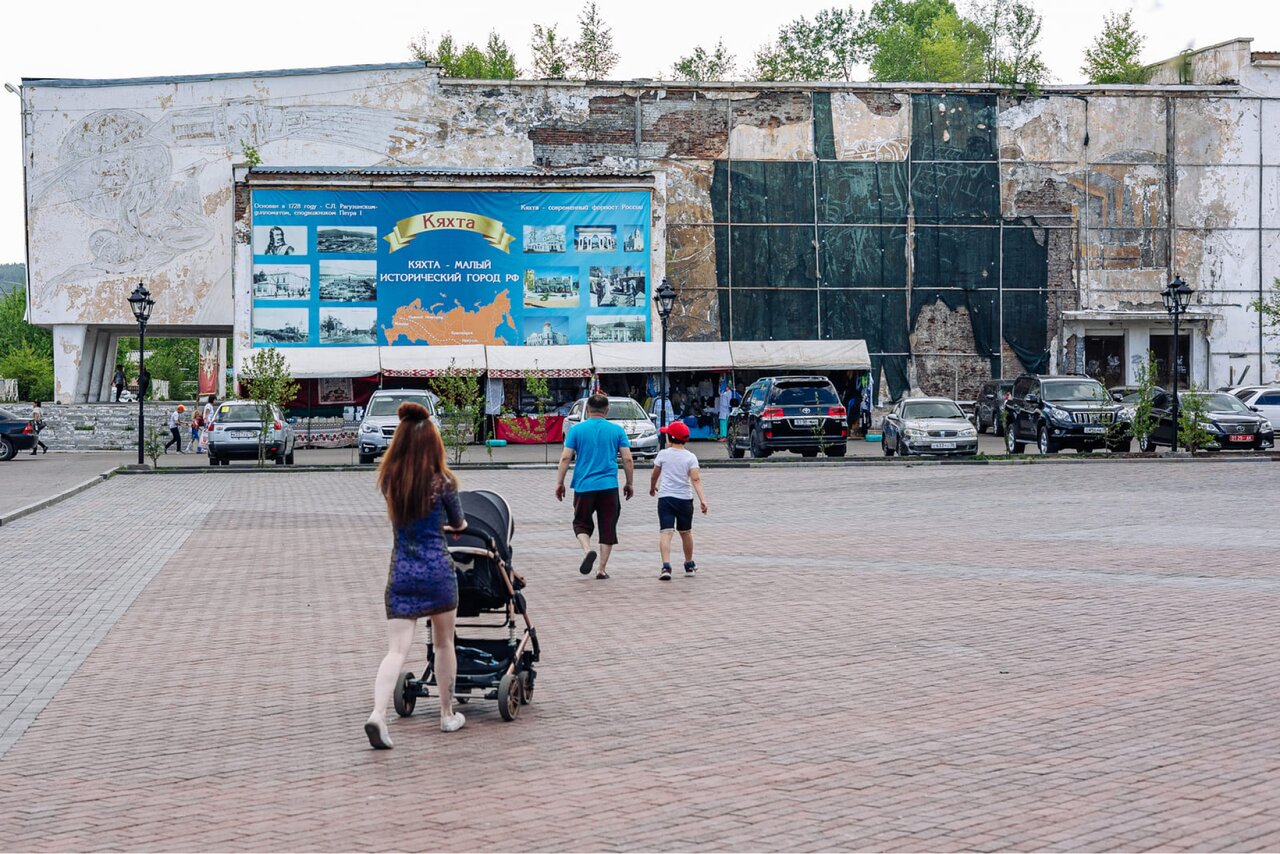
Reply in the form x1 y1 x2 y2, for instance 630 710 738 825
246 166 653 177
22 61 432 89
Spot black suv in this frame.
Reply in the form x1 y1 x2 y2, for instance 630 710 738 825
727 376 848 459
973 379 1015 434
1004 374 1131 454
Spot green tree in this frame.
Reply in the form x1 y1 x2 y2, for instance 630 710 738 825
868 0 987 82
240 348 299 467
0 286 54 401
1081 11 1152 84
409 30 519 79
1177 388 1215 453
117 337 198 400
1129 352 1160 452
970 0 1049 88
430 360 483 465
754 6 870 81
673 39 737 81
530 23 572 78
572 2 619 79
1248 278 1280 370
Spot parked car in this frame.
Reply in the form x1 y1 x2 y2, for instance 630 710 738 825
1116 386 1166 422
881 397 978 457
562 396 659 458
726 376 847 459
1004 374 1130 455
0 408 38 462
358 389 438 465
1139 390 1274 451
1230 386 1280 425
973 379 1015 434
207 400 298 465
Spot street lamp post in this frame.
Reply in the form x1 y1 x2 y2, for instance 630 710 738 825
127 283 155 466
1160 275 1194 452
654 279 677 444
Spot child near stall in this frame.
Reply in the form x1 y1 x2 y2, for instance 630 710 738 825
649 421 709 581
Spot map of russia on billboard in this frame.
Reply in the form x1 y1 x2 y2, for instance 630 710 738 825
249 189 652 348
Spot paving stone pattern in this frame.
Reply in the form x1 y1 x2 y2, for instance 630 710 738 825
0 463 1278 851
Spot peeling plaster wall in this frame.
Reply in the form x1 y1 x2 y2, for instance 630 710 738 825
21 62 1280 401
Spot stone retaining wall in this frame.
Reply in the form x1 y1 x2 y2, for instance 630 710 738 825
5 402 196 451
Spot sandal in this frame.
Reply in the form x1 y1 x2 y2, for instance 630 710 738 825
579 550 598 575
595 571 610 580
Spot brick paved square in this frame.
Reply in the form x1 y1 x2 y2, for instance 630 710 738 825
1 461 1278 851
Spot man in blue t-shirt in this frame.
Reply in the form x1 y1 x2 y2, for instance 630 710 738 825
555 393 634 579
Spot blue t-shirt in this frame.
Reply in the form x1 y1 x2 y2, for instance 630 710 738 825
565 417 630 493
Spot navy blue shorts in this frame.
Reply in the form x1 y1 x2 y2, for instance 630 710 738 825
657 496 694 532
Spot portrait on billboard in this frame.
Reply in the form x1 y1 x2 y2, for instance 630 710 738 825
523 268 579 308
589 266 647 308
319 307 377 344
587 315 647 343
574 225 616 253
253 225 306 256
253 308 309 345
317 226 378 254
319 260 377 302
523 225 566 254
253 264 311 300
523 315 571 346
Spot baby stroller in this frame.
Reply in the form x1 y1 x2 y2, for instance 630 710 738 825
394 490 540 722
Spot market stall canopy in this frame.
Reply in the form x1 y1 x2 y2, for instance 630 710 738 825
276 347 381 379
485 344 593 378
380 345 487 377
729 339 871 371
591 341 733 373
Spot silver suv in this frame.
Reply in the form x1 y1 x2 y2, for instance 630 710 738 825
358 390 438 464
207 400 297 466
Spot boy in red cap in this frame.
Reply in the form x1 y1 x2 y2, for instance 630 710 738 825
649 420 709 581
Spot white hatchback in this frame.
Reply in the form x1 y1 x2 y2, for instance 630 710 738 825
1230 386 1280 426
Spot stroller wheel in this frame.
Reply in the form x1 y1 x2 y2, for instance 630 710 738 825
393 671 417 718
498 673 521 721
519 671 534 704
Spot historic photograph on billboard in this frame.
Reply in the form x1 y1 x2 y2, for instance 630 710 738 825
589 266 647 308
523 268 579 308
253 308 309 345
319 260 377 302
523 315 571 346
587 315 647 343
319 307 377 345
317 226 378 254
622 225 645 253
523 225 566 254
574 225 616 253
253 225 307 256
253 264 312 300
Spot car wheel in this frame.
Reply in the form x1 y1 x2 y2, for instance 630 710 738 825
274 454 285 466
1037 424 1057 455
1108 440 1132 454
1006 423 1025 455
0 437 14 462
358 452 374 465
286 446 296 465
977 414 988 434
882 436 894 457
208 454 219 467
727 432 744 459
825 445 846 457
799 448 818 458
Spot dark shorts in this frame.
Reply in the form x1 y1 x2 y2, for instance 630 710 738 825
657 496 695 532
573 488 621 545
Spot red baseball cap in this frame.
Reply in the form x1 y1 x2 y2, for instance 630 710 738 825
660 421 690 441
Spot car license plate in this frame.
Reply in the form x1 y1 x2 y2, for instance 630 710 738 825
1229 434 1253 442
793 418 818 426
1083 426 1104 434
932 441 956 449
230 430 256 438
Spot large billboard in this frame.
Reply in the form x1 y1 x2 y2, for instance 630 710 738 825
250 189 651 347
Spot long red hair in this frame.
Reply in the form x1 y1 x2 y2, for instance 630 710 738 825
376 402 458 528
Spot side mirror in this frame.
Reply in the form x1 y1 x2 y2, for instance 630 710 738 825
1111 391 1124 402
1251 405 1261 412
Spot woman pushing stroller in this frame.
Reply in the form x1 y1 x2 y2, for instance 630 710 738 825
365 401 468 749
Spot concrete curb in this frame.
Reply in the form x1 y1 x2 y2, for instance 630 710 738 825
0 468 116 527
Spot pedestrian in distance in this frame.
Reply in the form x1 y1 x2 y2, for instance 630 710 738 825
113 366 126 402
29 401 49 455
164 405 186 453
202 395 216 452
717 383 734 440
649 421 708 580
365 401 468 749
555 392 634 580
188 410 204 453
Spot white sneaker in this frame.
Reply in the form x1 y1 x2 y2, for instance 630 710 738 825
440 712 466 733
364 714 393 749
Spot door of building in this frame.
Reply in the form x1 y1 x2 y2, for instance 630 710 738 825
1149 334 1191 389
1084 335 1125 388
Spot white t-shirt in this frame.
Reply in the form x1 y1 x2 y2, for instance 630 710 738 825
203 402 215 426
168 410 180 429
654 447 699 500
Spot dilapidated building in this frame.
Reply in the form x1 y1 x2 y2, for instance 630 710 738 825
18 37 1280 403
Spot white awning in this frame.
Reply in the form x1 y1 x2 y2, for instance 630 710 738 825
270 347 381 379
729 339 871 371
380 345 487 377
591 341 733 373
485 344 594 378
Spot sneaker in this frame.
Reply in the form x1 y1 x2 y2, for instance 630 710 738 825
440 712 466 733
364 714 393 749
684 561 697 576
659 564 672 581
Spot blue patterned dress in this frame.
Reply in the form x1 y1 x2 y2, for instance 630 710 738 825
384 480 466 620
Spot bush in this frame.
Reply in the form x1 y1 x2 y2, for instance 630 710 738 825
0 341 55 402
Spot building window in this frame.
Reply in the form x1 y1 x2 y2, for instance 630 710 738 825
1149 334 1190 388
1083 335 1124 388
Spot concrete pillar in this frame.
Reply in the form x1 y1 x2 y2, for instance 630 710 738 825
1124 325 1151 384
52 324 88 404
87 331 110 402
100 335 120 401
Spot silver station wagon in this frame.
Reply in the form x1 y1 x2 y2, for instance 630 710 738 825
207 400 298 466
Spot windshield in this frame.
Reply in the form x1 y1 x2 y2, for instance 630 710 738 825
771 385 839 406
1196 393 1251 414
902 401 965 419
606 400 648 421
1042 380 1109 403
216 403 270 423
367 395 433 417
